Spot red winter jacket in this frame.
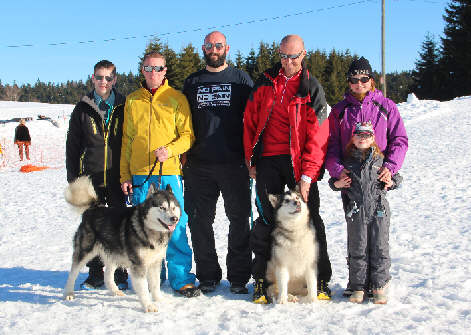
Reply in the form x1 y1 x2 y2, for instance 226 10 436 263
243 62 329 182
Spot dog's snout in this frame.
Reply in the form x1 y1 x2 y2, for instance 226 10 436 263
170 216 179 224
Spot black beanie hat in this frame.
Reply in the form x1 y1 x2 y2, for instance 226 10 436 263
347 57 372 78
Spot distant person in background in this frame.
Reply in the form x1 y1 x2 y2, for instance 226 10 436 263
66 59 128 291
14 119 31 161
325 56 408 299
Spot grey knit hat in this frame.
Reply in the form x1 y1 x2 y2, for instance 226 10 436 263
347 57 372 78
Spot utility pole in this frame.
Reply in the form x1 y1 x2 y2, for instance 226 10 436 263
382 0 387 97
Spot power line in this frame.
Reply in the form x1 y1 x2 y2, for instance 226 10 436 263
4 0 444 49
5 0 377 48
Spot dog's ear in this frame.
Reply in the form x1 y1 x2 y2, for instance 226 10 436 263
165 184 173 194
268 194 281 209
146 183 158 199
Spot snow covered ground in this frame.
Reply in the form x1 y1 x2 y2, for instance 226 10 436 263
0 95 470 334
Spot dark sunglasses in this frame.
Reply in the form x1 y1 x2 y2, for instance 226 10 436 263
94 75 114 82
279 50 304 59
143 65 165 73
204 42 225 51
348 76 371 84
354 133 373 139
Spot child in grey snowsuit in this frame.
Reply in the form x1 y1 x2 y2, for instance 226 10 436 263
329 122 402 304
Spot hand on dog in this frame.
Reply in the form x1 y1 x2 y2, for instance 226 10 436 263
154 147 169 162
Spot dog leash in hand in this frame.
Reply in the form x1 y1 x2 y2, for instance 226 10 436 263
126 158 163 205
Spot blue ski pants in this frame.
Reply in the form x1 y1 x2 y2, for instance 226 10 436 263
132 174 196 291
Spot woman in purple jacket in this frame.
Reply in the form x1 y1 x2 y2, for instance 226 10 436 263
325 56 408 298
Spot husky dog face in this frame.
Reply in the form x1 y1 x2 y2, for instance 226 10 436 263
145 184 181 232
268 188 308 223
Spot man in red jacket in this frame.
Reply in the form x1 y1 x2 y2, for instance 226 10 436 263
243 34 331 303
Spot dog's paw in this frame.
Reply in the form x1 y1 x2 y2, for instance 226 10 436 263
287 294 299 303
64 293 75 301
111 289 125 297
144 303 159 313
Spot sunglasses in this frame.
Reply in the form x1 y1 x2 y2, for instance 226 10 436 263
348 76 371 84
354 133 373 139
204 42 225 51
279 50 304 59
143 65 165 73
94 75 114 82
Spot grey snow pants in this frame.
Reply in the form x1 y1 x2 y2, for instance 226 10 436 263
343 194 391 291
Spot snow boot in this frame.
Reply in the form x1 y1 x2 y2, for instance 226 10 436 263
317 280 332 300
252 279 269 304
80 268 104 290
198 280 219 294
230 282 248 294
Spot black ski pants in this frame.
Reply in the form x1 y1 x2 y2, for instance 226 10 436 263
250 155 332 283
86 176 127 282
184 161 252 285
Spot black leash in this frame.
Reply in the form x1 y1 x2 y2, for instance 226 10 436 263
126 158 163 206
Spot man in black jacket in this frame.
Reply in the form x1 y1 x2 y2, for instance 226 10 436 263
66 59 128 290
183 31 253 294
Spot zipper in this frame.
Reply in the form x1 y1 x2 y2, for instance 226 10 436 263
149 94 153 171
102 104 120 187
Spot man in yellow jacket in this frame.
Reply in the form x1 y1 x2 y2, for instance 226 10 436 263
120 51 199 297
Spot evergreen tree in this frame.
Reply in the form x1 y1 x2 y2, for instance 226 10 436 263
305 50 328 84
387 71 414 103
161 44 179 88
174 44 203 90
254 42 272 79
245 48 257 81
234 50 245 71
440 0 471 100
412 33 440 99
323 50 349 106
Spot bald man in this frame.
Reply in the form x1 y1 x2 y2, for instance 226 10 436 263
243 34 332 303
183 31 254 295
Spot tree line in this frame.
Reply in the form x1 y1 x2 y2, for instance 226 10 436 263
1 0 467 105
0 43 412 107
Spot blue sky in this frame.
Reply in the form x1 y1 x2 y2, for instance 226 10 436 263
0 0 448 85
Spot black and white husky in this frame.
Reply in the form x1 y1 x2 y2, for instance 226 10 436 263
63 176 180 312
266 188 319 304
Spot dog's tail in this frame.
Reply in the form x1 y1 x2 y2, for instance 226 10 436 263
64 176 98 212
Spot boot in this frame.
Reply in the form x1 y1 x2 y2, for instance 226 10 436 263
252 278 269 304
317 280 332 300
80 267 104 290
349 290 364 304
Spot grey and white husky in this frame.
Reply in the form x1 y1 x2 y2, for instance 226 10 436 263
266 188 319 304
63 176 180 312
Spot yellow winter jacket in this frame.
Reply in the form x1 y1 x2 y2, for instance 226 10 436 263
120 80 195 183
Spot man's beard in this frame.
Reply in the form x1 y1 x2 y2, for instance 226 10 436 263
204 51 227 68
